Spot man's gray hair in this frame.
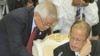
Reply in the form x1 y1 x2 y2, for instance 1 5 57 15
34 1 57 19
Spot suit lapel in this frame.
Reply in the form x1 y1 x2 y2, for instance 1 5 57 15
27 7 34 37
24 7 34 44
66 43 75 56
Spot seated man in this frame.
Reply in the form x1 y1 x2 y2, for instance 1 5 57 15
54 20 100 56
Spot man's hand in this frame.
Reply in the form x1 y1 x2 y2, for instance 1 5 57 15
79 40 92 56
72 0 88 6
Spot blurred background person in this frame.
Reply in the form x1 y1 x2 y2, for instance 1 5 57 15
0 0 39 20
7 0 38 12
39 0 99 35
26 0 38 8
7 0 26 12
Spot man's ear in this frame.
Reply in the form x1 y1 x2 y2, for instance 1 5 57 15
87 36 92 40
34 12 44 29
34 12 41 20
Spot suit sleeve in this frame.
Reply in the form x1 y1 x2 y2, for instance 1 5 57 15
6 14 32 56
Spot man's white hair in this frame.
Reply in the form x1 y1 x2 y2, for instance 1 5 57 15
34 1 57 19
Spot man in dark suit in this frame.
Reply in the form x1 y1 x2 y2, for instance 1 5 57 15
54 20 100 56
0 1 57 56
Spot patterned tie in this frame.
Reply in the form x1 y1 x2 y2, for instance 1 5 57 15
75 6 82 21
26 27 38 54
76 6 83 21
76 6 81 16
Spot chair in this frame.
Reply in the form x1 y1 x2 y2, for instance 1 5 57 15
0 0 9 20
32 33 69 56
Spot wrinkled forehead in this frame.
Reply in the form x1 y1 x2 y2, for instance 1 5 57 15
71 26 87 34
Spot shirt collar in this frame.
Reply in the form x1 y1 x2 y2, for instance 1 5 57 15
75 52 79 56
31 18 36 32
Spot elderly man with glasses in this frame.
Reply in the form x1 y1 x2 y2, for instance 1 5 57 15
0 1 58 56
54 20 100 56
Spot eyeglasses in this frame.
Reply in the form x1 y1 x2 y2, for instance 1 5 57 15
40 18 50 28
69 35 86 44
39 16 55 28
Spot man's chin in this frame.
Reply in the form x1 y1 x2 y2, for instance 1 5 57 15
70 47 79 52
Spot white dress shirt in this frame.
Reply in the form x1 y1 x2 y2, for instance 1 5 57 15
75 52 79 56
75 52 90 56
31 18 36 33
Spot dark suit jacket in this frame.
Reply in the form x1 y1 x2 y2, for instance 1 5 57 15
54 40 100 56
0 7 50 56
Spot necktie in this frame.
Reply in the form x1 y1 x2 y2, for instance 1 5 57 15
76 6 84 21
75 6 81 21
26 27 38 54
76 6 81 16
